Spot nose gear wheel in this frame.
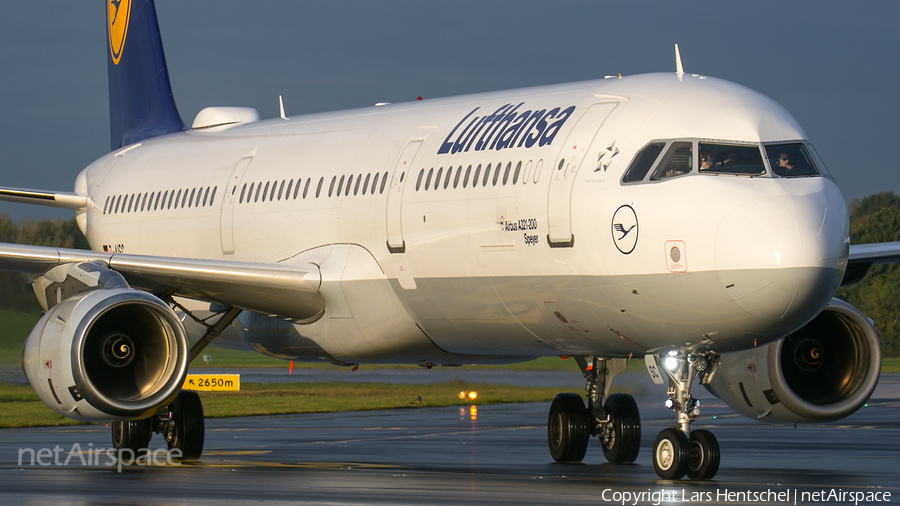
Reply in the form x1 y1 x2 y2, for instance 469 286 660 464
646 350 721 480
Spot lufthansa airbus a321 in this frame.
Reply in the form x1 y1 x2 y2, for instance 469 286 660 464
2 1 899 480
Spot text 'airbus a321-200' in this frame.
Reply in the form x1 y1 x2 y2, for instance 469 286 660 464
2 0 899 481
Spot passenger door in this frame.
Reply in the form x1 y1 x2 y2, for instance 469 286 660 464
220 155 253 254
385 140 421 253
546 103 618 246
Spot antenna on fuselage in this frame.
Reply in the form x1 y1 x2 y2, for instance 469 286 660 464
675 44 684 78
279 95 289 121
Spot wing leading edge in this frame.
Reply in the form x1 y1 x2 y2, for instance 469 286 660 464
0 187 89 210
0 242 324 320
842 241 900 286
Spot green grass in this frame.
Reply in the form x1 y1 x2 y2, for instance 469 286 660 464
0 381 563 429
190 347 288 368
199 382 562 418
1 356 898 429
0 310 40 365
882 358 900 373
0 384 84 428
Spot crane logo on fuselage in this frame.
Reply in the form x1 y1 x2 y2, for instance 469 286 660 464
107 0 132 65
438 103 576 155
612 205 639 254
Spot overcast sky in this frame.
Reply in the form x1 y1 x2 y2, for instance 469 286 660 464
1 1 898 221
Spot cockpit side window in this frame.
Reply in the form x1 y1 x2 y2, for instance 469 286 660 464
623 142 666 183
805 143 833 180
698 143 765 175
764 143 819 177
650 142 692 181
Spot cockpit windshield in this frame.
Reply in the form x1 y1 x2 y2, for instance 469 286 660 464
621 139 826 185
698 143 765 175
763 143 819 177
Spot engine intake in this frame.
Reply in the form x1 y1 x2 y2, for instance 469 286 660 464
706 298 881 423
23 287 189 422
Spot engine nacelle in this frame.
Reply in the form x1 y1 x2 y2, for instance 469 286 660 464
705 298 881 423
22 287 189 422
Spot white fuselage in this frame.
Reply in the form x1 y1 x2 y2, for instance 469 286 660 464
73 73 849 364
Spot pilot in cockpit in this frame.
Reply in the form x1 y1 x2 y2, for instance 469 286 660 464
774 152 795 174
700 152 716 171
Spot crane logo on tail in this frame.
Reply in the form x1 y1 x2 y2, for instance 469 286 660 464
107 0 132 65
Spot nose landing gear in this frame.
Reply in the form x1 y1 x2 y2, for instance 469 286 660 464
646 350 720 480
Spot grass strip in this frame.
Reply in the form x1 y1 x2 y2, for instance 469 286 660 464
0 381 566 429
0 384 84 428
198 382 563 418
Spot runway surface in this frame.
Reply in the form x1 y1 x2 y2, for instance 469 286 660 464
1 372 898 505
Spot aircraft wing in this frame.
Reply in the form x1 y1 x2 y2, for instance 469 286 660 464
0 242 324 320
842 241 900 286
0 186 89 210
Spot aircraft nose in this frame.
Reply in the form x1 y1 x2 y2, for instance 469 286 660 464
715 192 847 323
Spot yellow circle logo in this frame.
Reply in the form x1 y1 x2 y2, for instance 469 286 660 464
107 0 132 65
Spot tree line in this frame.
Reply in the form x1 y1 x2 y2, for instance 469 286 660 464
835 192 900 357
0 191 898 356
0 215 89 313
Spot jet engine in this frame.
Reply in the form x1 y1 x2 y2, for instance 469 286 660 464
705 298 881 423
22 264 189 422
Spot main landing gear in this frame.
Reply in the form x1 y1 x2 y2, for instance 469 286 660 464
110 301 241 463
548 357 641 465
646 350 720 480
111 389 205 462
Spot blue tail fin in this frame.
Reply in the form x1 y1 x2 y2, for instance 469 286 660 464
107 0 184 150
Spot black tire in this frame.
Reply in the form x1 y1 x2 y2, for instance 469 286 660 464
167 389 204 462
111 418 153 456
653 428 689 480
601 393 641 464
686 429 720 480
547 393 590 463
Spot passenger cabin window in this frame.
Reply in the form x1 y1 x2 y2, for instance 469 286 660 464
623 142 665 182
650 142 692 181
699 143 766 176
764 143 819 177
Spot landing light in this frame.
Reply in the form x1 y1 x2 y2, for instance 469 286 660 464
664 357 679 371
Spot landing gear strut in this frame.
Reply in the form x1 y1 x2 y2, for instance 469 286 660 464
109 302 240 462
548 357 641 464
111 389 205 462
646 350 720 480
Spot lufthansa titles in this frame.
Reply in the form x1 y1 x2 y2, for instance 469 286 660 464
438 103 576 155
